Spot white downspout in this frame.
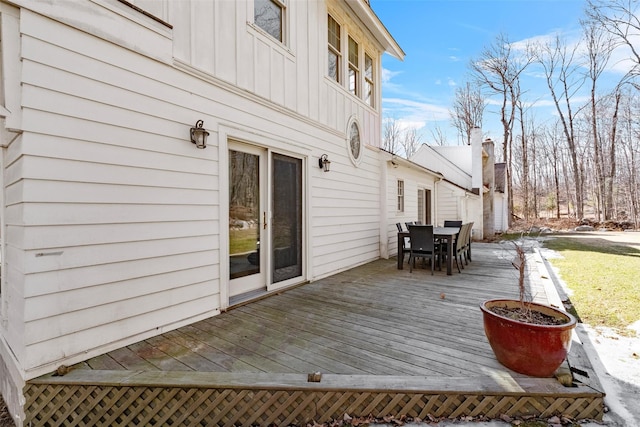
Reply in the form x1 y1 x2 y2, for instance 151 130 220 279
379 156 389 259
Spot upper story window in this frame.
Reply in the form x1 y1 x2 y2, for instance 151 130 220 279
255 0 285 42
364 54 374 107
328 15 341 83
327 14 377 109
348 36 359 96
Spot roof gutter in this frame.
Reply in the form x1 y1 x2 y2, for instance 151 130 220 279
385 152 443 179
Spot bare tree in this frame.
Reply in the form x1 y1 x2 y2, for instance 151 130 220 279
619 91 640 226
587 0 640 88
429 124 448 146
606 91 622 218
470 33 533 225
383 117 422 158
532 34 588 219
513 79 535 219
383 117 402 154
401 127 421 158
582 17 617 220
450 82 486 145
540 123 564 219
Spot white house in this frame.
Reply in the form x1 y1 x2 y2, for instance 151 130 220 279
379 150 443 259
409 129 498 239
379 127 506 264
0 0 405 422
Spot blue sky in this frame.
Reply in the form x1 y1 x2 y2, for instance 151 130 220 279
369 0 626 146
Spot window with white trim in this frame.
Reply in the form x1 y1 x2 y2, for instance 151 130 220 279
348 120 361 162
327 14 378 109
328 14 341 83
254 0 285 42
364 53 374 107
348 36 359 96
397 180 405 212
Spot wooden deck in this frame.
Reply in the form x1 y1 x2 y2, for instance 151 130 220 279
25 242 604 426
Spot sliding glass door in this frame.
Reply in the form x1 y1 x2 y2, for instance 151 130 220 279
228 142 303 298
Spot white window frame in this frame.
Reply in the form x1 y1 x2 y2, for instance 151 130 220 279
253 0 287 44
346 116 362 166
327 14 341 84
397 180 405 212
348 36 360 96
364 53 374 107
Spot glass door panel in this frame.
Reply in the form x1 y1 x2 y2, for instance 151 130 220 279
272 153 303 284
229 148 264 296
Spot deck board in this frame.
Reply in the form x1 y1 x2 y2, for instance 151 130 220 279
250 293 499 375
26 243 604 425
82 243 549 377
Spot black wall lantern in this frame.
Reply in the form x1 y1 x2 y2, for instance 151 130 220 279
190 120 209 149
318 154 331 172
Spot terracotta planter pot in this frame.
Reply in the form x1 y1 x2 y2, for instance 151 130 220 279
480 299 577 377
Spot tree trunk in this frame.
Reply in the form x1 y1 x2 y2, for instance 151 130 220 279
605 91 621 220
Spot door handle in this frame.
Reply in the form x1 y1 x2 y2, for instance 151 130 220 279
263 212 267 229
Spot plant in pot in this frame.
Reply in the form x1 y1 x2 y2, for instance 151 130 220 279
479 239 577 377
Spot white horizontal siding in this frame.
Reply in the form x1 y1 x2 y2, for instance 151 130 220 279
25 280 214 344
12 11 222 374
437 182 463 222
4 1 391 377
22 250 218 298
8 179 215 206
311 146 382 277
25 297 218 369
130 0 169 23
19 202 216 225
3 263 26 362
12 221 218 250
22 235 216 275
2 135 26 363
7 147 216 191
385 164 437 256
25 266 218 321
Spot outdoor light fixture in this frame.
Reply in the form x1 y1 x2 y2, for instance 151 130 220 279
190 120 209 149
391 155 399 168
318 154 331 172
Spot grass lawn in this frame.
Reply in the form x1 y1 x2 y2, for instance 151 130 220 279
542 235 640 334
230 227 258 254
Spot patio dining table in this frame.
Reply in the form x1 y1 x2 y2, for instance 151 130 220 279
397 226 460 275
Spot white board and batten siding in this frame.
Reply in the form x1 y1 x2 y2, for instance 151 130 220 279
0 0 391 377
161 0 386 278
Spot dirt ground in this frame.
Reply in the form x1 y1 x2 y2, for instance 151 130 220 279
508 217 637 234
0 397 13 427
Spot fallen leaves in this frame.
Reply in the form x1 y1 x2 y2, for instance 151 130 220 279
303 412 591 427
